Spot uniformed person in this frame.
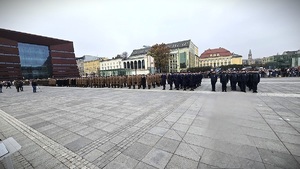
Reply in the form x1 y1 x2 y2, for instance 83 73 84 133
132 75 137 89
167 73 173 90
156 74 161 87
151 74 156 88
141 74 146 89
161 73 167 90
137 74 142 89
219 71 229 92
230 71 238 91
210 71 218 92
252 70 260 93
146 74 152 89
127 75 132 89
240 71 248 92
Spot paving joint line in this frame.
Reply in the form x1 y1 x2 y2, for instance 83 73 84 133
0 109 100 169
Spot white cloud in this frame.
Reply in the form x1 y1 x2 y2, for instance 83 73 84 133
0 0 299 58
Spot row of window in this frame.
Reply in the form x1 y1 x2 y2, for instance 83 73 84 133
0 62 20 65
209 53 220 57
52 57 75 60
53 64 77 66
0 53 19 56
51 50 74 54
200 58 230 63
0 44 17 48
101 61 122 66
200 62 230 67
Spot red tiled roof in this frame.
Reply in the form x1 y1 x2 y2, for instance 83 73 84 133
200 47 231 59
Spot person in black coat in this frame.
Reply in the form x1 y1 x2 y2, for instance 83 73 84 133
219 71 229 92
32 79 38 93
174 73 180 90
199 72 203 86
167 73 173 90
230 71 238 91
182 73 188 91
141 74 146 89
252 70 260 93
161 73 167 90
240 71 248 92
247 71 253 91
0 81 3 93
210 71 218 91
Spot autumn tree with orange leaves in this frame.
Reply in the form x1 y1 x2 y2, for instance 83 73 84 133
147 43 170 73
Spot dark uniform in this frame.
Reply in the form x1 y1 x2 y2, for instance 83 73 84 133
210 72 218 91
240 71 248 92
141 75 146 89
230 72 238 91
220 72 229 92
182 73 188 91
161 73 167 90
252 71 260 93
167 73 173 90
174 73 180 90
189 73 195 91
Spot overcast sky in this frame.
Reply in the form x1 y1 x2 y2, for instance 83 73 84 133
0 0 299 59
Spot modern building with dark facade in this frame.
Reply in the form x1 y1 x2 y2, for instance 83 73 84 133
0 28 79 81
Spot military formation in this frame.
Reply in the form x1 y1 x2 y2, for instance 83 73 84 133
210 70 260 93
51 73 205 91
50 70 260 93
1 70 261 93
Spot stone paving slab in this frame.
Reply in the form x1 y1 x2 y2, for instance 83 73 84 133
0 77 300 169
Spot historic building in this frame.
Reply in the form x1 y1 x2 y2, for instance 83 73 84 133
124 47 153 75
168 40 198 72
126 40 199 74
76 55 106 77
99 55 126 76
291 50 300 67
199 47 242 67
84 59 101 77
259 50 300 68
0 28 79 81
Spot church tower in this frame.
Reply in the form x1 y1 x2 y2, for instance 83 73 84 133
248 49 253 65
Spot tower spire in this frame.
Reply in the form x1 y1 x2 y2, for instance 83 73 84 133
248 49 252 59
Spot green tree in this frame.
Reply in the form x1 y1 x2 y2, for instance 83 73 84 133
147 43 170 73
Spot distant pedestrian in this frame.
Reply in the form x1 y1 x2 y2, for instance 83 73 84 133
0 81 3 93
20 80 24 91
14 80 21 92
6 81 11 89
32 79 37 93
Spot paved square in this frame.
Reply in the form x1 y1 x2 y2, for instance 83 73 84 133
0 77 300 169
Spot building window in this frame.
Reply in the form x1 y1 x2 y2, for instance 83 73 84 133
179 52 187 68
18 43 51 79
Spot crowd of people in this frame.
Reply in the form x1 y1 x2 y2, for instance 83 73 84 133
260 67 300 78
2 67 299 94
31 70 260 93
0 79 37 93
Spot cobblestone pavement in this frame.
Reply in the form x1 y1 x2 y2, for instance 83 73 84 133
1 77 300 169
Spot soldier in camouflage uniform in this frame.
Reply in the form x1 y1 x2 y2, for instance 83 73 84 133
132 75 137 89
137 74 142 89
146 74 152 89
127 75 132 89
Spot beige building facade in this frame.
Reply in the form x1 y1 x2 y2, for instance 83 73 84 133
199 48 242 67
84 59 100 77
